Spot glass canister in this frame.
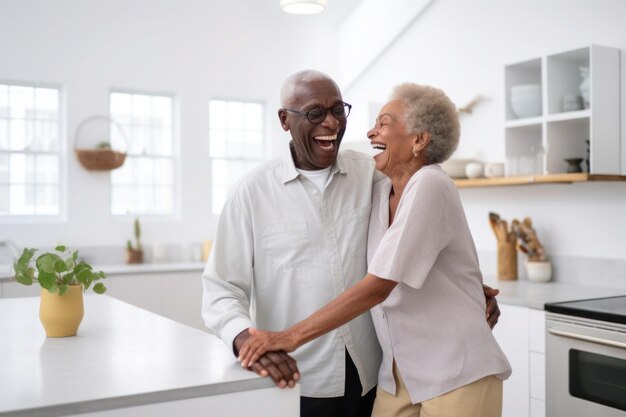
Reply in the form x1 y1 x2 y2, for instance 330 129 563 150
579 67 590 109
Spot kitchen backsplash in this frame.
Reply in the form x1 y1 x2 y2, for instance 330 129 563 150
69 247 626 290
4 243 624 290
478 250 626 289
28 244 205 266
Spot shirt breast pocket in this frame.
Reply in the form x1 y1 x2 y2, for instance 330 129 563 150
339 205 371 259
261 220 312 270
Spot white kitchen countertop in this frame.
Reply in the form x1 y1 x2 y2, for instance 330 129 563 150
93 261 205 275
2 279 623 416
486 279 626 310
3 261 624 310
0 295 279 417
0 261 206 281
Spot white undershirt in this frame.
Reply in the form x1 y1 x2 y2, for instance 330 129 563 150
296 166 332 192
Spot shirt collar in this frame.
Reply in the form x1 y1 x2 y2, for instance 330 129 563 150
280 143 348 184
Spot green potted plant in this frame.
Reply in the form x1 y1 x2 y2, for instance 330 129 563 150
13 245 107 337
125 217 144 264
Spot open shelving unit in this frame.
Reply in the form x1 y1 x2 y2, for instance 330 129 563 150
453 173 626 188
454 45 625 189
504 45 622 177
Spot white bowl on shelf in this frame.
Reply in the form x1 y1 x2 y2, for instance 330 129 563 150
441 159 477 178
465 162 484 179
511 84 541 95
510 84 542 118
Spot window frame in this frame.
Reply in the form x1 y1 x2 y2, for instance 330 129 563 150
208 97 266 214
0 80 66 223
109 88 180 219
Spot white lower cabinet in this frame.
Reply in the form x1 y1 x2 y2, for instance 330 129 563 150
529 308 545 417
0 280 40 298
530 398 546 417
494 304 529 417
99 271 206 332
493 304 545 417
160 271 205 331
529 352 545 415
105 273 163 316
2 271 207 331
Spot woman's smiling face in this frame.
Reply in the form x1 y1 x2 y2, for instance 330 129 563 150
368 100 417 177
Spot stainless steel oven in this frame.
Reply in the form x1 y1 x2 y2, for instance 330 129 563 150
545 296 626 417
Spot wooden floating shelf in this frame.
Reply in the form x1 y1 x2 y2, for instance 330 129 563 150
453 173 626 188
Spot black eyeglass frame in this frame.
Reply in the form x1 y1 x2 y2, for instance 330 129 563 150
283 102 352 124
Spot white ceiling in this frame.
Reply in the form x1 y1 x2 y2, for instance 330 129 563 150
262 0 363 24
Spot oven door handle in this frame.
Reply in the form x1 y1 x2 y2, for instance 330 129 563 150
548 328 626 350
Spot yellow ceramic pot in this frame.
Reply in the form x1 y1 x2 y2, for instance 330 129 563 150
39 285 84 337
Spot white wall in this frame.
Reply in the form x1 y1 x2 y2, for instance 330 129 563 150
2 0 626 267
343 0 626 261
338 0 434 90
0 0 340 253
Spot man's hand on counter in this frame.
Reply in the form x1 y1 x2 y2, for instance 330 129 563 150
234 329 300 388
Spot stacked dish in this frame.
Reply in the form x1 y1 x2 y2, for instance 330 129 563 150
510 84 542 118
441 159 478 178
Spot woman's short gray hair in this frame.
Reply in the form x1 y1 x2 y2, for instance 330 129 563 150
390 83 460 164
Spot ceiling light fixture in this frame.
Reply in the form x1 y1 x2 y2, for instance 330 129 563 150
281 0 327 15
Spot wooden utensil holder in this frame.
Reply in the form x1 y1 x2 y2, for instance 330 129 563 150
497 242 518 280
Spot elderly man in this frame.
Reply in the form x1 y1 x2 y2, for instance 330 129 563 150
202 70 500 417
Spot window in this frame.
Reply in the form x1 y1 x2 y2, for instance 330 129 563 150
0 83 62 217
209 100 264 213
109 91 175 215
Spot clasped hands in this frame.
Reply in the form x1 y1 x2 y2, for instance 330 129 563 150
234 328 299 388
235 285 501 387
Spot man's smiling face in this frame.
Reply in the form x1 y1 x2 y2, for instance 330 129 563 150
279 78 347 170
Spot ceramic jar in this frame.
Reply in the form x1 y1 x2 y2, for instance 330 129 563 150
579 67 590 109
526 260 552 283
465 162 483 179
484 162 505 178
562 94 583 112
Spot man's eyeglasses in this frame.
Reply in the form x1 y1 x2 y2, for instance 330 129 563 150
283 102 352 124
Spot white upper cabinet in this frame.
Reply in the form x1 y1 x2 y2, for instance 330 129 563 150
504 45 621 176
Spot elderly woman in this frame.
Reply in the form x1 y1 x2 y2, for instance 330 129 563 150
239 83 511 417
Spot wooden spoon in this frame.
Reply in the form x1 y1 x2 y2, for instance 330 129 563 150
488 212 503 241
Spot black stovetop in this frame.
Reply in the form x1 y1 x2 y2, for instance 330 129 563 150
545 295 626 325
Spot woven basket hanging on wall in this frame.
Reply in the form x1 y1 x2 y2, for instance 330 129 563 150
74 115 127 171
